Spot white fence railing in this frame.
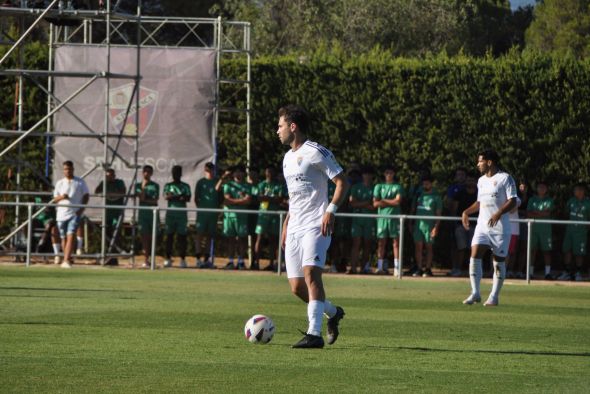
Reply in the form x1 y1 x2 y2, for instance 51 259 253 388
1 201 589 283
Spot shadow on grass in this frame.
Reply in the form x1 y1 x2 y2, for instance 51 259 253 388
0 286 133 292
369 345 590 358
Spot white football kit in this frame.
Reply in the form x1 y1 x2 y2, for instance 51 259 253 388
283 140 343 278
472 171 517 257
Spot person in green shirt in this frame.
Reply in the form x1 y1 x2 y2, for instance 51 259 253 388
134 165 159 268
194 162 220 269
558 183 590 281
373 165 404 275
526 180 554 279
163 165 191 268
252 166 285 271
33 184 61 263
327 172 353 273
95 168 126 265
220 165 252 270
411 175 442 277
349 166 376 274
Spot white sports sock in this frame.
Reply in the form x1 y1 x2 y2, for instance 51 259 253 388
377 259 383 270
393 258 400 270
323 299 337 318
307 300 324 337
52 243 61 254
469 258 482 296
76 237 83 250
490 261 506 300
545 265 551 275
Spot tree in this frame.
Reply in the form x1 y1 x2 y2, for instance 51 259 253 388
525 0 590 58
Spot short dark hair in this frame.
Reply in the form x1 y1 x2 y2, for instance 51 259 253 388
536 180 547 187
143 165 153 172
383 164 396 172
574 182 586 190
478 149 500 164
278 104 310 133
361 165 374 174
106 168 115 175
421 174 433 182
172 165 182 177
204 162 215 171
63 160 73 168
233 164 246 173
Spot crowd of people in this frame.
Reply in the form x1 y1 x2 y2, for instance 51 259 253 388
30 157 590 281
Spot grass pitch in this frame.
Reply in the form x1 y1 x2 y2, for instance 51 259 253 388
0 265 589 393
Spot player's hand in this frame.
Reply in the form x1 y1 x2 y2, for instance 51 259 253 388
461 211 470 230
488 212 502 228
321 212 335 237
430 227 438 238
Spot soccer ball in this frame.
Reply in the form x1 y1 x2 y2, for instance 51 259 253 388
244 314 275 344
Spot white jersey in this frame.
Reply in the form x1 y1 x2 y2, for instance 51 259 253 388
476 171 517 235
53 176 89 221
283 140 343 234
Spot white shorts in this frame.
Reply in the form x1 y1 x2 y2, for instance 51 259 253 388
285 227 331 279
472 225 510 258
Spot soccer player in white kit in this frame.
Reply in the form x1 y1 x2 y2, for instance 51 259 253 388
461 150 517 306
277 105 350 348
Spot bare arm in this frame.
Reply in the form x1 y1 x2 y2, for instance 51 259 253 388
461 200 480 230
321 172 350 237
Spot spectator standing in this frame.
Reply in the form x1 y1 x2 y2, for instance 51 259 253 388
526 181 554 279
194 162 219 269
558 183 590 281
373 165 404 275
53 161 89 268
220 165 253 270
327 172 352 272
254 166 285 271
411 175 442 277
505 197 521 278
163 165 191 268
33 187 61 264
348 166 376 274
449 173 478 276
134 165 159 268
95 168 126 265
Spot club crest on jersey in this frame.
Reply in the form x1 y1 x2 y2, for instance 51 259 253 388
297 157 303 166
109 83 158 145
493 181 498 186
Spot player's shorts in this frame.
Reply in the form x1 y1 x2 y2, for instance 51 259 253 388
223 214 248 238
196 211 218 236
57 215 81 238
471 225 510 258
413 222 434 244
562 228 587 256
255 213 280 236
106 208 124 227
285 227 331 279
376 217 400 239
508 234 518 255
530 227 552 252
455 224 475 250
138 210 159 236
351 217 375 239
165 213 188 235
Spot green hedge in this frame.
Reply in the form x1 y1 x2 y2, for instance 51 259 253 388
219 52 590 206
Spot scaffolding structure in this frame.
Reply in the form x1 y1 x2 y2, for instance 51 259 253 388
0 1 251 264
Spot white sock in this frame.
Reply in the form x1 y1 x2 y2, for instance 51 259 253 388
307 300 324 337
393 258 400 270
377 259 383 270
490 261 506 300
469 258 482 296
545 265 551 275
76 237 83 250
323 299 337 318
52 243 61 254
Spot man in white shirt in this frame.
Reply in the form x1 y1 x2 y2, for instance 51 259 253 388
278 104 350 349
53 161 89 268
461 150 517 306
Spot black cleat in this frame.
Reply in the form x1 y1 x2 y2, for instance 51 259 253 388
327 306 345 345
292 333 324 349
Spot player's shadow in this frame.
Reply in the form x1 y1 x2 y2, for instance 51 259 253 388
0 286 131 292
368 345 590 358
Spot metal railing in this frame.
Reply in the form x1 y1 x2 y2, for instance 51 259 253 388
1 200 589 284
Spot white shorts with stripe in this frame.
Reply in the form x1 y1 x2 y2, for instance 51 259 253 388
285 227 331 278
472 225 510 258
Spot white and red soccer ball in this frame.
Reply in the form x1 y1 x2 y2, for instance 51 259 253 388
244 315 275 344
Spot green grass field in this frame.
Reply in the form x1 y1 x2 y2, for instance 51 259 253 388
1 265 589 393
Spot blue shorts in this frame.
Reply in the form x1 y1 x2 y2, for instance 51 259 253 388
57 216 81 238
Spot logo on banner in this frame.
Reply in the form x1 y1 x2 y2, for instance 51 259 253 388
109 83 158 144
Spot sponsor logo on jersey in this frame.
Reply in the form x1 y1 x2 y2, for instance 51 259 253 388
109 83 158 145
